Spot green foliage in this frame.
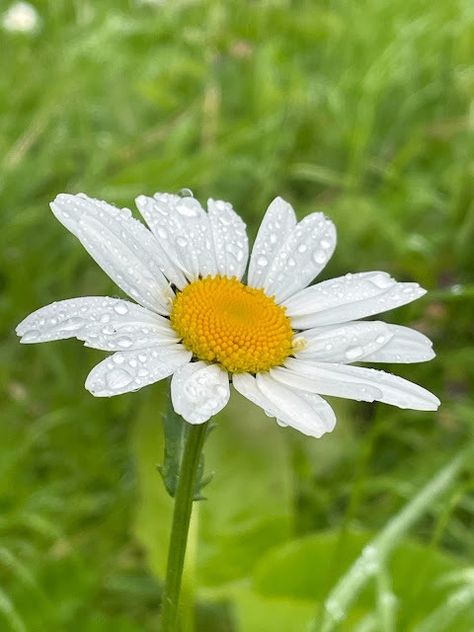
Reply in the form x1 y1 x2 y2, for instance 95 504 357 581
158 390 213 500
1 0 474 630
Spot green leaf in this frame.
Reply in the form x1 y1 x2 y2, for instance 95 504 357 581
158 389 213 500
157 391 188 499
252 529 467 627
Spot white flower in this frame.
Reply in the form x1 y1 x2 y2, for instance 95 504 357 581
2 2 39 33
16 192 440 437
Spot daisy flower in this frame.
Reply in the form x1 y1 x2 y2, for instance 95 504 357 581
16 193 440 437
2 2 40 33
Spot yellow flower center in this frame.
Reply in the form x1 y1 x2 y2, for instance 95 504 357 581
170 275 293 373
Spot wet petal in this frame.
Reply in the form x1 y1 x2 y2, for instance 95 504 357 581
50 194 173 314
16 296 179 351
263 212 336 303
284 272 426 329
136 193 216 285
295 321 434 364
248 197 297 290
207 198 249 280
85 345 191 397
362 324 436 363
233 372 336 438
273 358 440 411
171 361 230 424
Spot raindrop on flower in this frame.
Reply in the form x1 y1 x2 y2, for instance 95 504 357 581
106 368 133 389
178 188 194 198
113 303 128 315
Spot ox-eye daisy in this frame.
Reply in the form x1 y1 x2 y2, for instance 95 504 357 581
17 192 439 437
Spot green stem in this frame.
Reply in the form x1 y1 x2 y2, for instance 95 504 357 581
160 422 208 632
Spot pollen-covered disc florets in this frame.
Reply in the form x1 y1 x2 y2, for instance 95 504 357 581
170 275 293 373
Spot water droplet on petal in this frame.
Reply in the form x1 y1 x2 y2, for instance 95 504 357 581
257 255 268 267
60 317 83 331
176 198 201 217
370 274 394 289
106 368 133 390
117 336 133 349
114 304 129 315
178 187 194 198
345 346 364 360
313 251 327 265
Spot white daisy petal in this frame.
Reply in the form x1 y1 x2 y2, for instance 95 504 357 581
273 358 440 411
207 198 249 280
50 194 173 314
85 345 191 397
362 324 435 363
263 212 336 303
232 372 278 415
171 361 230 424
233 372 336 437
257 373 336 437
295 321 392 363
136 194 217 284
296 321 435 364
248 197 297 289
284 271 426 329
16 296 179 351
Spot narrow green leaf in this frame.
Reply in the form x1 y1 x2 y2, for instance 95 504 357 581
158 391 213 500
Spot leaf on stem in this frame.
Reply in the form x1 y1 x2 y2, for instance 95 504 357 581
158 392 214 499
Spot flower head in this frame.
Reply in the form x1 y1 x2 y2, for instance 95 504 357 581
2 2 39 33
16 192 440 436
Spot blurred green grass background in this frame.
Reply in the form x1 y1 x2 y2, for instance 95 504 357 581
1 0 474 630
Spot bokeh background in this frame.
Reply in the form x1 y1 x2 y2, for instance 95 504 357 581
1 0 474 630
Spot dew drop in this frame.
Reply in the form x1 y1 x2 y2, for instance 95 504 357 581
176 198 201 217
178 187 194 198
114 303 129 315
106 368 133 389
321 238 332 250
176 236 188 248
117 336 133 349
157 227 168 240
370 273 394 289
60 317 83 331
313 251 327 265
257 255 268 267
297 244 307 253
215 200 227 212
345 346 363 360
